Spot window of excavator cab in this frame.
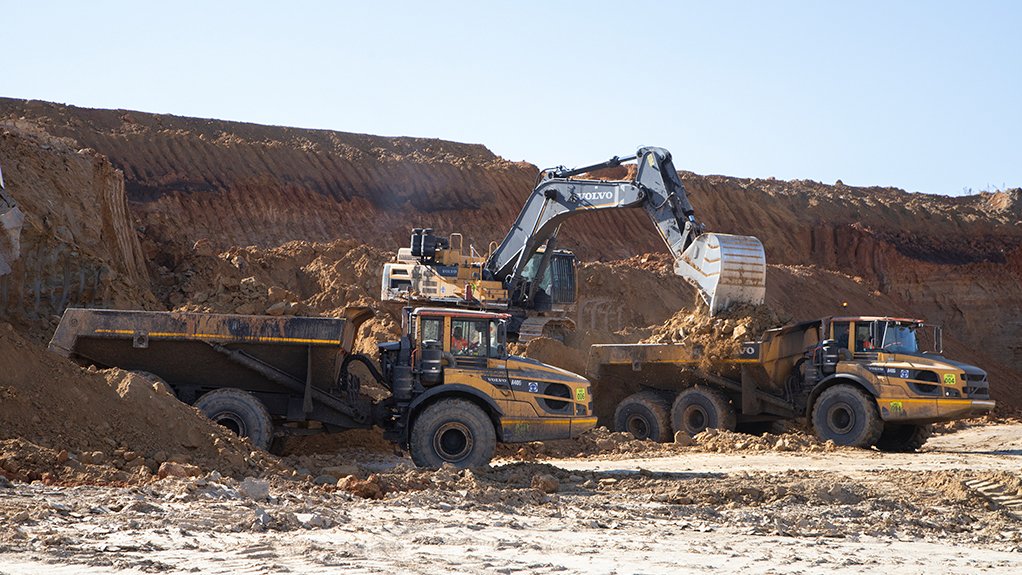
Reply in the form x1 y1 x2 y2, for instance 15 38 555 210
419 317 442 345
880 322 920 354
854 322 875 353
832 321 850 351
521 254 554 295
451 319 487 357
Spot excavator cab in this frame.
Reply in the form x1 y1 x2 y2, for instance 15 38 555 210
0 163 25 276
515 249 576 312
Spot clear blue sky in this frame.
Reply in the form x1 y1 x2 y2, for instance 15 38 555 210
4 1 1020 195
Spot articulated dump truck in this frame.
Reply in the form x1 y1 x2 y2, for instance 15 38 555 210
589 315 994 451
49 306 596 468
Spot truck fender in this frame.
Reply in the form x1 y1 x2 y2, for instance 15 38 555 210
807 374 880 418
404 384 505 443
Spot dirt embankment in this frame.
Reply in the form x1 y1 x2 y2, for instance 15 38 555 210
0 323 277 484
0 98 1018 490
2 98 1020 385
0 124 157 339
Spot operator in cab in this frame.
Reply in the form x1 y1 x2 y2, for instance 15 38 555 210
452 325 469 354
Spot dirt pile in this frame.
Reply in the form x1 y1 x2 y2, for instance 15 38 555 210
0 324 276 484
497 425 839 461
688 428 840 453
641 303 786 367
574 255 698 342
157 238 403 354
0 123 157 339
513 337 587 375
498 427 667 460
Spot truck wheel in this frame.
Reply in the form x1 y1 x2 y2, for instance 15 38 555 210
811 384 883 448
613 391 673 442
875 423 932 452
193 388 274 451
410 398 496 469
671 387 737 436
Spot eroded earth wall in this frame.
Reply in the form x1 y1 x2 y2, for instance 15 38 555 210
0 122 155 337
1 97 1019 405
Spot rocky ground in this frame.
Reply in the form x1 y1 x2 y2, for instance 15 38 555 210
1 423 1021 574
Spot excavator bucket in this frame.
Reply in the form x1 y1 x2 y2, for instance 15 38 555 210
674 233 767 315
0 165 25 276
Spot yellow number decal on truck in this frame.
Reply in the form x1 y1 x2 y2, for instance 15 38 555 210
943 373 957 385
575 388 587 402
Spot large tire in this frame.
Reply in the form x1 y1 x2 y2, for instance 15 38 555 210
613 391 673 442
875 423 932 452
811 384 883 448
193 388 274 450
410 398 496 469
671 386 737 436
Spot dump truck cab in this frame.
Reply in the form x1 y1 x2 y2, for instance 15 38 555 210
388 307 595 466
814 316 992 422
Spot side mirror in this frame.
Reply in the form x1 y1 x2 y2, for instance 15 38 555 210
935 325 943 355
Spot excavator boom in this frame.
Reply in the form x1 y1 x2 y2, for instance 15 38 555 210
379 147 767 334
488 147 766 314
0 163 25 276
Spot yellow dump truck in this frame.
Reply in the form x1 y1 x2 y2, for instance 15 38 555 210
49 306 596 468
588 315 994 451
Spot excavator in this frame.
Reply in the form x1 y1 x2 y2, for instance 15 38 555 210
0 163 25 276
381 147 767 339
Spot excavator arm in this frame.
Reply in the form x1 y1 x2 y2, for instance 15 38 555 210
486 147 766 315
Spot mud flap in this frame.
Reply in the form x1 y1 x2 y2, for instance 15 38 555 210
674 232 767 315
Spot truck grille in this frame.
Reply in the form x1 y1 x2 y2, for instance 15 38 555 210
963 375 990 399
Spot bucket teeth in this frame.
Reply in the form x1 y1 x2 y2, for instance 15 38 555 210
674 233 767 315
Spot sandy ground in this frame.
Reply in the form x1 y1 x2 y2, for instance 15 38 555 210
1 424 1021 574
548 423 1022 477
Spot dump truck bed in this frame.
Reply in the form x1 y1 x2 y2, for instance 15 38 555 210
49 307 374 429
585 340 798 424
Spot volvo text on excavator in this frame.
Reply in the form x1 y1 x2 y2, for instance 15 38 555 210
382 147 767 339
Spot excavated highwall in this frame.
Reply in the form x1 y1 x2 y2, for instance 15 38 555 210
0 98 1019 405
0 121 155 337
